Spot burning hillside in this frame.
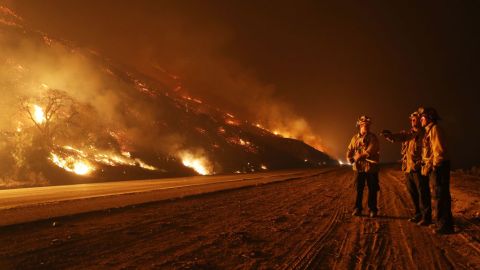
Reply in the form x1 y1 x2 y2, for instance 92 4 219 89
0 6 335 188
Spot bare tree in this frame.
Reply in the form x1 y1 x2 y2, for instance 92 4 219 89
21 89 78 147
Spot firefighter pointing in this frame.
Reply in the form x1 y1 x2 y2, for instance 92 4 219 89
381 111 432 226
347 116 380 217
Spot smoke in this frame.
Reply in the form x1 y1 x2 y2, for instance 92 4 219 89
3 1 328 154
117 6 328 153
257 102 327 152
0 3 333 187
0 18 116 128
161 50 327 153
0 4 188 151
0 6 193 186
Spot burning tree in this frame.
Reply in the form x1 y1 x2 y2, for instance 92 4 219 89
0 89 81 184
21 89 79 148
0 89 98 186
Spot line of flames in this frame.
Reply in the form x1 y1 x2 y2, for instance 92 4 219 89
49 145 158 176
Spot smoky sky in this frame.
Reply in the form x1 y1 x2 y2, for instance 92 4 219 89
7 0 480 168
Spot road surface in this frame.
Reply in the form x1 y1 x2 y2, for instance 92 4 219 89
0 166 479 269
0 169 328 226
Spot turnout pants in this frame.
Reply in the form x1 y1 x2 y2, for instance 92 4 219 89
430 161 454 230
354 172 379 212
406 171 432 221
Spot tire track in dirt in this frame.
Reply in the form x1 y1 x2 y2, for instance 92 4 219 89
281 205 344 270
377 170 475 270
297 168 480 270
280 171 353 270
113 170 343 269
153 169 349 269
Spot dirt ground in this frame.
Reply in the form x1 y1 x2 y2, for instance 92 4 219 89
0 166 479 269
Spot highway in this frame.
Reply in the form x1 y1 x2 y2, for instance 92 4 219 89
0 168 333 226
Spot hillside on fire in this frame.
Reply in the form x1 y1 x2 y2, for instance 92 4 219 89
0 7 335 188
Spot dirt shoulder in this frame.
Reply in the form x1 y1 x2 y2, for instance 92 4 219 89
0 167 479 269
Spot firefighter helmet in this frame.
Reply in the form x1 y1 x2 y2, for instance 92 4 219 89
418 107 441 122
409 111 420 119
356 115 372 127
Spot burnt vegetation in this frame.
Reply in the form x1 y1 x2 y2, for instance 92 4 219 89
0 6 335 188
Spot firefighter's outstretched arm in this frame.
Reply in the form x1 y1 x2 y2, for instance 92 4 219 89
380 130 415 143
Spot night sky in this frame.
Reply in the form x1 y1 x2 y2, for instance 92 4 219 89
8 0 480 168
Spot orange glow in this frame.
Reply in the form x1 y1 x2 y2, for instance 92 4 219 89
178 150 213 175
225 119 240 126
33 104 46 124
50 146 158 176
259 122 326 153
225 137 257 153
49 153 94 176
91 149 158 170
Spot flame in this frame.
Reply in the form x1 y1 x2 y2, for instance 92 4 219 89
49 153 94 176
93 151 136 167
225 119 240 126
257 121 327 153
135 159 158 171
89 148 158 170
72 161 92 175
178 151 213 175
224 113 240 126
338 160 350 166
272 129 293 139
50 146 158 176
225 137 258 153
181 95 203 104
255 123 262 128
33 105 46 124
261 164 268 170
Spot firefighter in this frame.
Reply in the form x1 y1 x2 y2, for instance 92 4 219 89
347 116 380 217
381 111 432 225
419 107 454 234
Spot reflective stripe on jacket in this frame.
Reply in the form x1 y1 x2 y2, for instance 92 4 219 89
422 122 448 176
346 132 380 173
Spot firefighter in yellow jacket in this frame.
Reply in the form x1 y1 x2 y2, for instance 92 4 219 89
419 107 454 234
381 111 432 225
347 116 380 217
